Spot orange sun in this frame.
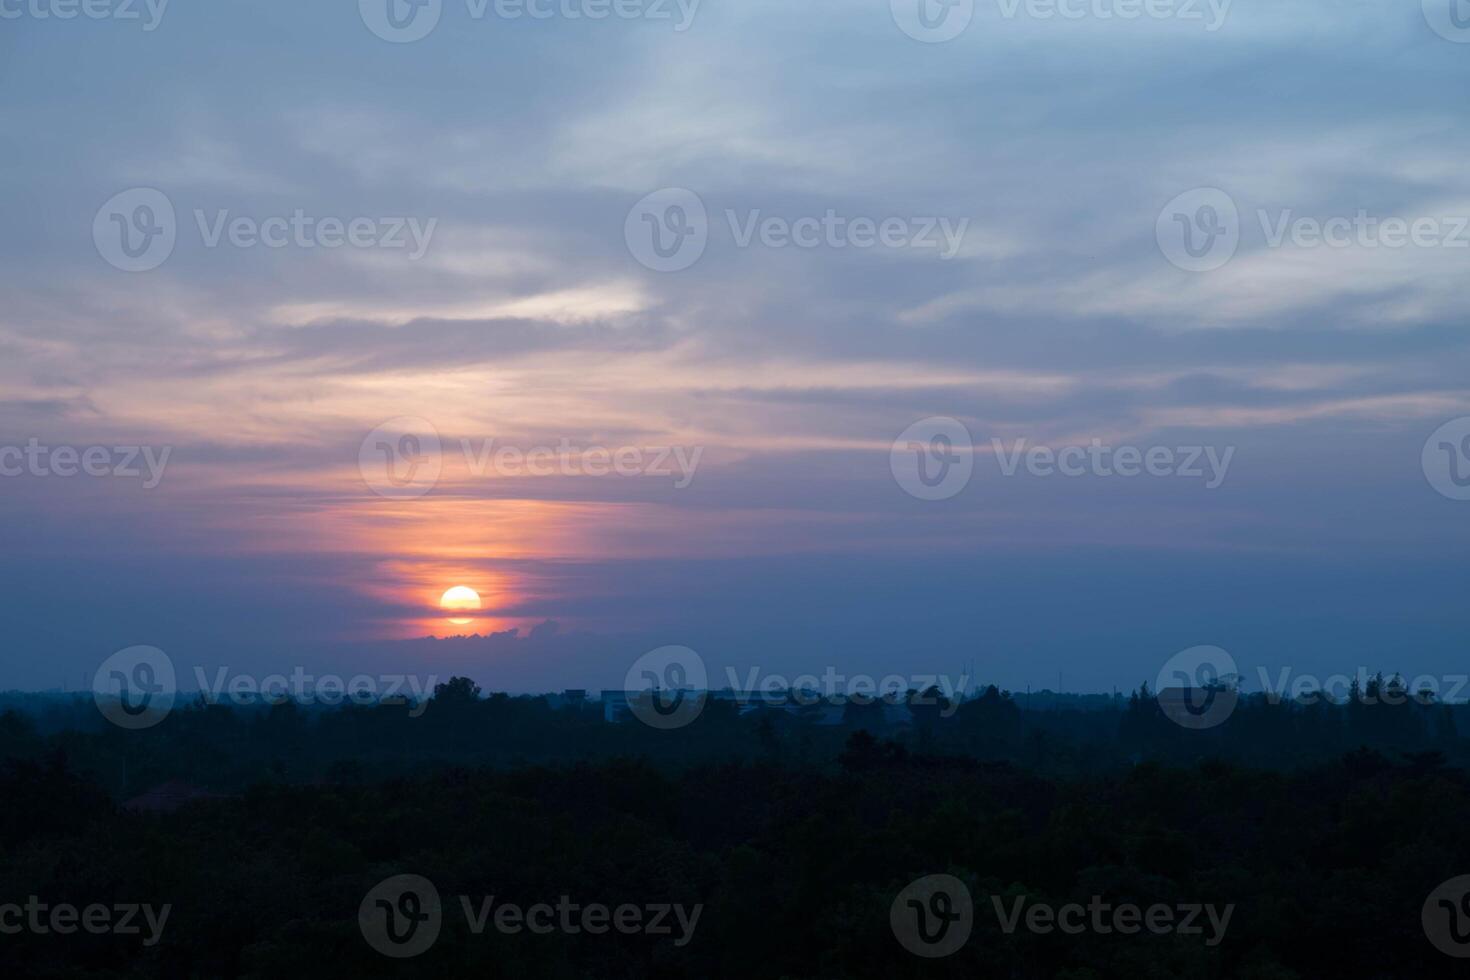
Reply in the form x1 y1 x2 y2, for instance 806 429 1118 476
439 585 482 625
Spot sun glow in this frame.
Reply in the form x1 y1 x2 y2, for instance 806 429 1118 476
439 585 482 625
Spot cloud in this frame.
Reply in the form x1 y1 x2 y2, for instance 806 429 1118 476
0 0 1467 688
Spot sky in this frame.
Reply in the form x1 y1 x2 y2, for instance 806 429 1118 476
1 0 1468 696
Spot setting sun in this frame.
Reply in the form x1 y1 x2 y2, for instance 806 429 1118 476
439 585 482 625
